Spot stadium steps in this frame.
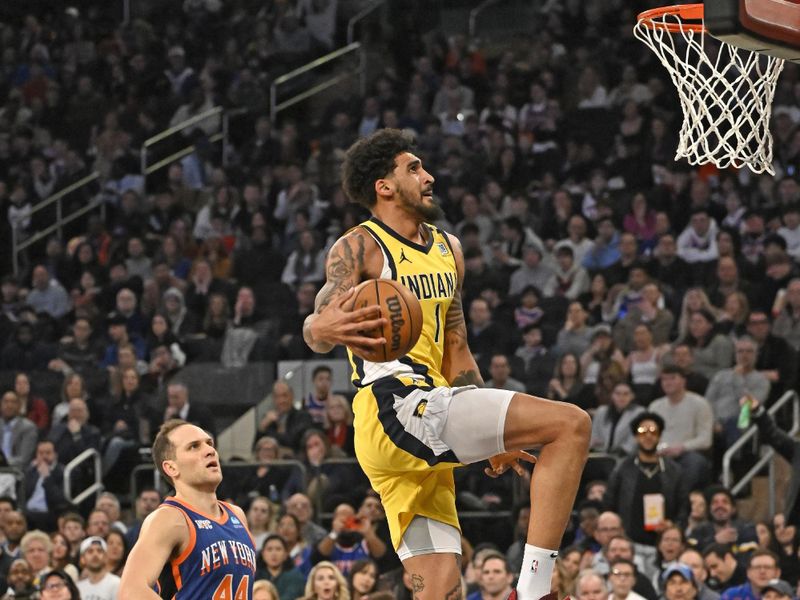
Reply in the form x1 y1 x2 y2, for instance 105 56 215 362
734 453 792 522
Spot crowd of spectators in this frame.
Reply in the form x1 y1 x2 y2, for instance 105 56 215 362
0 0 799 598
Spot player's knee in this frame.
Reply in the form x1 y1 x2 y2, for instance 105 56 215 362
561 403 591 447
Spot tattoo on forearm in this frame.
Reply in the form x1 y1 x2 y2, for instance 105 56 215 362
316 234 365 312
451 369 483 386
411 573 425 596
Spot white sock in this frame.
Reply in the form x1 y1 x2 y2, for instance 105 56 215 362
516 544 557 600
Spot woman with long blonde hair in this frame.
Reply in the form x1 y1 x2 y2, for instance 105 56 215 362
677 287 718 341
301 561 350 600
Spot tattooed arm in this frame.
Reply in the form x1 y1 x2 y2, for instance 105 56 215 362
440 233 484 387
303 229 386 356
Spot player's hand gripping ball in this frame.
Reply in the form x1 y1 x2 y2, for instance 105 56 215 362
349 279 422 362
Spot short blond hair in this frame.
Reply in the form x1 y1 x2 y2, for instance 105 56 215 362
21 529 52 555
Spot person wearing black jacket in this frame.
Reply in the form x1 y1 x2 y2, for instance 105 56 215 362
23 440 69 531
604 412 690 547
256 380 313 454
750 397 800 527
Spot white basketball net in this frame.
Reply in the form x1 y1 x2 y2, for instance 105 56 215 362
634 11 784 174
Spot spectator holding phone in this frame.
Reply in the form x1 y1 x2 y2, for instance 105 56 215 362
313 503 386 577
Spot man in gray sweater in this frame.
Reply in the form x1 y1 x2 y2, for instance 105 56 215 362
704 336 770 448
649 364 714 491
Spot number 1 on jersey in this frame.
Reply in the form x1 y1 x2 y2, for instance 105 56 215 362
433 303 441 343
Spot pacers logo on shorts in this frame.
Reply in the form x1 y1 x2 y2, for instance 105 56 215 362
414 399 427 418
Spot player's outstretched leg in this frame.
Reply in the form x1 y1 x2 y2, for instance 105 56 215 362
504 394 590 600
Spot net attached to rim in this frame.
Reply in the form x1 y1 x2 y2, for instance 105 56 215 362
635 4 784 174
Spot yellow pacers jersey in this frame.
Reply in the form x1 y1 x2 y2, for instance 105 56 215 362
347 217 462 550
347 217 457 388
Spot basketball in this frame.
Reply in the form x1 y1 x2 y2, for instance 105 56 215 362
350 278 423 363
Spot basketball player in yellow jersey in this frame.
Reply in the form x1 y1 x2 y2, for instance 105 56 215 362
303 129 590 600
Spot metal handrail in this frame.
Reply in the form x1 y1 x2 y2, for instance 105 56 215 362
15 195 105 254
347 0 386 44
140 106 229 197
469 0 505 38
270 43 364 123
64 448 103 505
143 106 223 148
29 171 100 215
722 390 799 511
12 175 103 275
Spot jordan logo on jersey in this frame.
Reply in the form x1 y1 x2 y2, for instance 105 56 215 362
399 248 412 264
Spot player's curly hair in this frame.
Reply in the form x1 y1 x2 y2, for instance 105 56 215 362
341 128 416 208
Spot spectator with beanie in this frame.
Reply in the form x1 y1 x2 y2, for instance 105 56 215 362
603 412 689 547
649 365 713 492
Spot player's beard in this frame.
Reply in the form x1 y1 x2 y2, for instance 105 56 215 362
399 188 443 222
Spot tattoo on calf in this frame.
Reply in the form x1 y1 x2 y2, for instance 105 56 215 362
411 573 425 595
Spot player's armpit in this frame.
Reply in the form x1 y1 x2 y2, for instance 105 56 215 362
118 506 188 600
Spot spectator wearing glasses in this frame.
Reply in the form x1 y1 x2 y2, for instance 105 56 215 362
38 569 80 600
609 558 648 600
720 550 781 600
704 336 770 449
603 412 688 548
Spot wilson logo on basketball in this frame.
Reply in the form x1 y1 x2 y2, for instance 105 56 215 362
386 294 405 352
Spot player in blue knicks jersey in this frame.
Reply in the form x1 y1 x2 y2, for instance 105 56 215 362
120 419 256 599
303 129 591 600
